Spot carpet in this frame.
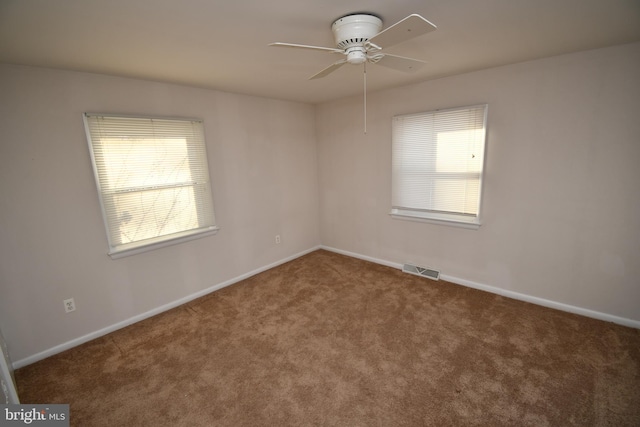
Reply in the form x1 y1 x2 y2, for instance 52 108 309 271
15 250 640 426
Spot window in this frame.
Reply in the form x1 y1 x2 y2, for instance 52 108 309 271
391 104 488 228
84 114 218 258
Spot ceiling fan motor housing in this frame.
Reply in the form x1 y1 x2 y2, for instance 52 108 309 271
332 14 382 50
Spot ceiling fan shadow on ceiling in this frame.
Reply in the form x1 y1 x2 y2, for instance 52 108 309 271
269 12 437 132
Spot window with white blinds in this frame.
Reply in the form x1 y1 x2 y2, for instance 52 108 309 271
84 114 218 258
391 104 488 228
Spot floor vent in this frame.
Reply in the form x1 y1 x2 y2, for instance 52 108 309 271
402 263 440 281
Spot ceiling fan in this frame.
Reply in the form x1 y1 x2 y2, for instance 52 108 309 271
269 12 437 131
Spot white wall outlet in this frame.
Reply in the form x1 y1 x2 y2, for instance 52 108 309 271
275 235 281 244
63 298 76 313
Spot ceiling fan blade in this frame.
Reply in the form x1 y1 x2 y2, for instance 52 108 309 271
309 59 348 80
269 42 343 54
373 53 427 73
368 14 437 48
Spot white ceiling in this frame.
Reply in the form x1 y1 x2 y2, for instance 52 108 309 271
1 0 639 104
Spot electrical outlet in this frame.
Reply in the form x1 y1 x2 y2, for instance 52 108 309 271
63 298 76 313
275 235 281 244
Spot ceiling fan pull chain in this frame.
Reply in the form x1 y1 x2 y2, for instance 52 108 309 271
364 62 367 134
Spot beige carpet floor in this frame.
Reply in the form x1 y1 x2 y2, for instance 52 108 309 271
15 250 640 426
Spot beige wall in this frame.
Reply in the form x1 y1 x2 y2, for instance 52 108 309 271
1 41 639 365
316 42 640 322
0 65 320 362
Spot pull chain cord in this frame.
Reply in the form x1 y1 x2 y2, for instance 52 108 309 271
363 62 367 134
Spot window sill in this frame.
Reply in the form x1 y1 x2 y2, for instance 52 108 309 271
108 226 220 259
390 209 480 230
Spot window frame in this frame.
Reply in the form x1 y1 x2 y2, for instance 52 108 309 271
83 113 219 259
390 104 488 229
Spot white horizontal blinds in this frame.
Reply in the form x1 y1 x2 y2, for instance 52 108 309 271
85 114 216 252
392 104 487 218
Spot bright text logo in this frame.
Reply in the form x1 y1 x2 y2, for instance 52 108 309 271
1 405 69 426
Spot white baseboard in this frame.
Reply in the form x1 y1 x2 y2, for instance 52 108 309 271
15 244 638 368
320 245 640 329
13 246 321 369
